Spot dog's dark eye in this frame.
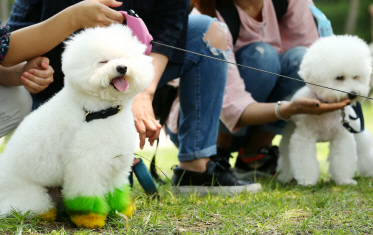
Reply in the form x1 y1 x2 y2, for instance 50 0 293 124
336 75 344 81
353 76 359 80
99 60 109 64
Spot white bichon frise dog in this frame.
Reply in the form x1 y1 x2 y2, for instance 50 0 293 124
0 24 153 228
277 35 373 186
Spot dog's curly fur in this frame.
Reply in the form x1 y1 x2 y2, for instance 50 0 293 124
0 24 153 228
277 35 373 186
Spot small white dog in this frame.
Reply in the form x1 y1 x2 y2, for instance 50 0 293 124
0 24 153 228
277 35 373 186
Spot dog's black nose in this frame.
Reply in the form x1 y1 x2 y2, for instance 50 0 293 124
116 65 127 75
348 92 357 100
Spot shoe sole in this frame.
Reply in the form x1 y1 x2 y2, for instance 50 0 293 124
172 183 262 196
234 168 273 181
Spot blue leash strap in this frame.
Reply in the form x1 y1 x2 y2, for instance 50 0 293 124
133 158 158 196
308 4 334 37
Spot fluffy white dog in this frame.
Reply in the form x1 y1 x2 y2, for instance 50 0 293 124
277 35 373 186
0 24 153 228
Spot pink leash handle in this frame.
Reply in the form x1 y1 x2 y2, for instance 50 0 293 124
119 10 153 55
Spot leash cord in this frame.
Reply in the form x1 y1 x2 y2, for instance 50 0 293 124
151 41 373 101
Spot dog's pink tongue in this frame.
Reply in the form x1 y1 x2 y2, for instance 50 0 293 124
113 77 129 92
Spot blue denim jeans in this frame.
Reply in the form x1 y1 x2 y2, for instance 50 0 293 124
223 42 306 151
163 15 228 162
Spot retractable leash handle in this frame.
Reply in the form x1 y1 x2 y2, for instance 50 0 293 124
119 10 153 55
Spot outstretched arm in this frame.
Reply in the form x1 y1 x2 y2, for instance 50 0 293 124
237 97 350 127
1 0 124 67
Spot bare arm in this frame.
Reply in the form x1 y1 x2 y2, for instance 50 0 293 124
0 63 26 86
1 0 124 67
132 52 168 149
237 97 350 127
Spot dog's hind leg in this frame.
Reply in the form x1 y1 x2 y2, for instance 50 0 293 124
106 172 134 218
277 121 295 183
289 127 320 186
355 130 373 177
328 132 357 185
0 177 56 220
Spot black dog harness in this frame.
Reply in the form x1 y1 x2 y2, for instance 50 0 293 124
85 105 122 122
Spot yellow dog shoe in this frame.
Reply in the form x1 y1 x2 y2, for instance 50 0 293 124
122 202 136 218
40 209 57 221
70 213 107 229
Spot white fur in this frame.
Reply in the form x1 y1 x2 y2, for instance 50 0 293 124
0 24 154 215
277 35 373 186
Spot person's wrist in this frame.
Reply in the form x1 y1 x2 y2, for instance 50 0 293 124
275 101 292 121
137 88 155 101
65 6 79 31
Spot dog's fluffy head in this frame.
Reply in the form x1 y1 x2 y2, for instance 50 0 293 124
299 35 372 103
62 24 154 102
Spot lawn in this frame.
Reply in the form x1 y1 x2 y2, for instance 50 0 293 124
0 101 373 234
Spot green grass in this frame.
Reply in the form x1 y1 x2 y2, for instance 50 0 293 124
1 101 373 234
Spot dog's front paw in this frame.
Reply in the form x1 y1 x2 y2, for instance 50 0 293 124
296 179 318 186
70 213 107 229
335 179 357 186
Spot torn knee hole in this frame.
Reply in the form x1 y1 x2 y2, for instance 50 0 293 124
203 21 227 51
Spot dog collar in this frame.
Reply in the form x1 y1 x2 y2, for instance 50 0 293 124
341 102 365 134
85 105 122 122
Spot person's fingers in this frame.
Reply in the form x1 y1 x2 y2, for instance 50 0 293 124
103 7 125 23
135 120 147 149
139 132 146 149
28 67 54 80
28 56 50 69
318 99 351 112
97 0 123 8
342 99 352 106
21 77 47 94
23 72 53 87
39 57 50 69
153 119 162 129
143 119 160 134
32 57 50 68
148 128 161 146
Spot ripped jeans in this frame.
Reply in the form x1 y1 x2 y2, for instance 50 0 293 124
159 15 228 162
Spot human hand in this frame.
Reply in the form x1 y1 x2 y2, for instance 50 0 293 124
21 57 54 94
69 0 125 30
132 92 162 149
289 96 351 116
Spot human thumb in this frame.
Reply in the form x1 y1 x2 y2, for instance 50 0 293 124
37 57 50 69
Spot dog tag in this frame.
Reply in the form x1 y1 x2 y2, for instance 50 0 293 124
119 10 153 55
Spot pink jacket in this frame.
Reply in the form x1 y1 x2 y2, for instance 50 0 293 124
167 0 319 133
